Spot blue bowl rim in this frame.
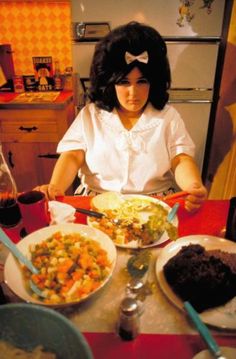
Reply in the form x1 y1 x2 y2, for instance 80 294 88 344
0 302 93 359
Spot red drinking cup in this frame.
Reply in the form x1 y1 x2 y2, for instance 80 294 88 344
17 190 49 234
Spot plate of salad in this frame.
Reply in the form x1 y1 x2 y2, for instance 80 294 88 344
4 223 117 307
88 192 178 248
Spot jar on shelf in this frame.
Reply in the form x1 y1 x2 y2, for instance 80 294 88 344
53 59 63 91
13 75 24 93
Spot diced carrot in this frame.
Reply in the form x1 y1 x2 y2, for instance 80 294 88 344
55 242 64 250
53 232 63 240
96 254 110 267
37 282 46 290
84 280 94 293
89 270 100 279
31 273 47 284
79 254 93 269
57 272 68 281
92 281 100 290
60 279 74 293
77 280 93 296
71 247 81 256
57 258 74 273
72 270 83 281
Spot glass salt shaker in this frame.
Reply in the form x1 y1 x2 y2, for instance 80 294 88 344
117 297 140 340
126 278 144 296
126 278 145 314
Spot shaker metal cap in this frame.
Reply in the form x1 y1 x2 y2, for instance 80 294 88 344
121 297 139 315
127 278 144 293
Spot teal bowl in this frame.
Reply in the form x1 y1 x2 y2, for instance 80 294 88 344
0 303 93 359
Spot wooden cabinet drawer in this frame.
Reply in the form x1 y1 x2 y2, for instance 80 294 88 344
0 108 61 122
1 119 60 142
0 92 75 192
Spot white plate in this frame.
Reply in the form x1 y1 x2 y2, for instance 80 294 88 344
192 347 236 359
88 194 178 249
155 235 236 329
4 223 117 308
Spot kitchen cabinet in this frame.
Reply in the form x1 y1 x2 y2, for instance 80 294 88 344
0 91 75 192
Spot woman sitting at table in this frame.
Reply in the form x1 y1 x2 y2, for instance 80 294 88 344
35 21 207 212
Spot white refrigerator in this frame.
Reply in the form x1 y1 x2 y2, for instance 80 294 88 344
70 0 229 175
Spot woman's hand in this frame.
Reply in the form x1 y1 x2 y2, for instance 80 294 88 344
171 154 208 212
184 183 208 212
34 184 64 201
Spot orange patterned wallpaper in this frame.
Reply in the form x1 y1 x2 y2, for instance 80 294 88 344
0 1 72 75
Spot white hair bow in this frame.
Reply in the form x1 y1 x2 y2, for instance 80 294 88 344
125 51 149 65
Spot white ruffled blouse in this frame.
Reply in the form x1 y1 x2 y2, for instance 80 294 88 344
57 102 195 194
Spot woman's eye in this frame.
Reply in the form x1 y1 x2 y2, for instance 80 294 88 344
116 78 149 86
117 79 129 85
137 78 149 84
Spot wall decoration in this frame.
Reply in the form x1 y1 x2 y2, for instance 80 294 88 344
200 0 215 14
177 1 195 27
33 56 54 91
0 2 72 75
176 0 215 27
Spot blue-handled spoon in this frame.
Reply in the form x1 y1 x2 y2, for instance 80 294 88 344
184 301 226 359
167 202 180 222
0 228 46 298
0 228 38 274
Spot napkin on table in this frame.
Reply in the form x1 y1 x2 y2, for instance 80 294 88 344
48 201 76 225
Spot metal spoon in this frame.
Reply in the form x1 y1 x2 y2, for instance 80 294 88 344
29 280 47 298
75 207 121 224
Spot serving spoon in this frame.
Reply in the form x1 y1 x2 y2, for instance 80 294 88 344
184 301 227 359
0 228 46 298
0 228 38 274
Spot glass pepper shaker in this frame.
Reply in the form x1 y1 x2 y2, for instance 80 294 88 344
117 297 140 340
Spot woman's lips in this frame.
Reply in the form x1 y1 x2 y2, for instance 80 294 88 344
127 99 140 104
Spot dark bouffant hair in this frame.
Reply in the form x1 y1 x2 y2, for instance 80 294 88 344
89 21 171 111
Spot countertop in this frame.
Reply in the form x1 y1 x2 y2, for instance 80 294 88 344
0 91 74 110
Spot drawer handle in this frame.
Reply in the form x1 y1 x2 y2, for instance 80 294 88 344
38 153 60 159
19 126 38 132
8 151 14 168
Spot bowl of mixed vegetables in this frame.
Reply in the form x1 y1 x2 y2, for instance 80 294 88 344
4 223 117 307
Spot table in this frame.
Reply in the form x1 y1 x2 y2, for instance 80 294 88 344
1 197 236 358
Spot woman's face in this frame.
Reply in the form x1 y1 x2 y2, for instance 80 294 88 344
115 67 150 115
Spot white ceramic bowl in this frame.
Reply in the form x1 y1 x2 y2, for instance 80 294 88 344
4 223 117 308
